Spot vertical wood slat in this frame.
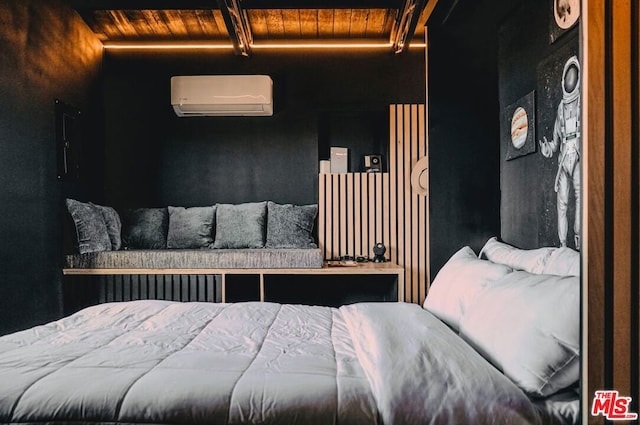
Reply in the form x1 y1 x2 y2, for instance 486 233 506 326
317 104 428 304
390 106 398 267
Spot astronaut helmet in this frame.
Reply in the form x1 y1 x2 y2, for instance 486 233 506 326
562 55 580 101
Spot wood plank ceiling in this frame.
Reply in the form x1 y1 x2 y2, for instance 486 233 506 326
69 1 430 55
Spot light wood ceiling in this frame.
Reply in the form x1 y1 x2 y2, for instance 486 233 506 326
69 1 430 54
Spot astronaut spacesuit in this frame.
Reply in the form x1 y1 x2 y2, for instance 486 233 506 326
540 55 581 250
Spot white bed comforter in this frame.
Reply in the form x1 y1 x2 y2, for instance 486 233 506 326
0 300 575 425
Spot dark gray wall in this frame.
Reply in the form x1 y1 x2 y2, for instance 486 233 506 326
498 1 580 249
101 50 425 210
427 0 514 278
0 0 103 334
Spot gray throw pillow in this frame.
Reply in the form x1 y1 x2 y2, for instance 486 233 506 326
65 198 112 254
167 206 216 249
266 201 318 248
91 203 122 250
122 208 169 249
213 202 267 249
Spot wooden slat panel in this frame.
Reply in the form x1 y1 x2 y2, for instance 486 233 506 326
354 173 363 256
410 105 419 303
340 173 348 257
332 174 340 257
375 172 383 247
390 105 398 266
318 173 327 259
418 103 428 304
317 104 428 304
368 173 376 257
361 173 369 257
403 104 412 301
347 173 355 257
383 172 390 265
396 105 406 297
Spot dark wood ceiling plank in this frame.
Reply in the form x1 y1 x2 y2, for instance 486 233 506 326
70 0 402 11
317 9 335 38
349 8 370 37
299 9 319 38
242 0 401 9
122 10 156 37
247 10 269 39
88 10 123 40
70 1 223 10
107 10 139 36
265 9 286 38
140 10 170 36
161 10 189 37
332 9 352 38
364 9 385 37
282 9 302 38
212 10 230 38
193 10 225 38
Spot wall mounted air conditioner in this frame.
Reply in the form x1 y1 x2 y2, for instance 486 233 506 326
170 75 273 117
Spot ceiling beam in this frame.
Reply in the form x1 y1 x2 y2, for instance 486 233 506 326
217 0 253 56
390 0 428 53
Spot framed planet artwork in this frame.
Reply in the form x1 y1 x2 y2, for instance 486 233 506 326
502 90 536 161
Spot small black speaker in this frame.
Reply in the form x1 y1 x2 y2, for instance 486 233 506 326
372 242 386 262
364 155 382 172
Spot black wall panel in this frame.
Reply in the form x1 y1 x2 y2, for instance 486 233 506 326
101 50 425 209
0 0 103 334
427 0 512 278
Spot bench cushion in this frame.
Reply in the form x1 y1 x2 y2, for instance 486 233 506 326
65 248 324 269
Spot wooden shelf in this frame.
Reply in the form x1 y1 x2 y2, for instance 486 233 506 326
63 262 405 303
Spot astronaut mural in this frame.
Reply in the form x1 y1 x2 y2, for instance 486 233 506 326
537 43 581 250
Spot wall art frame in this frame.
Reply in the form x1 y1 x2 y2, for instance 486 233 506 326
502 90 536 161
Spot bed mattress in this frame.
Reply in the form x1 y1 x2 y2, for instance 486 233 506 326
0 301 578 425
64 248 324 269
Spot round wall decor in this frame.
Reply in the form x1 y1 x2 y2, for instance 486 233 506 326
410 156 429 196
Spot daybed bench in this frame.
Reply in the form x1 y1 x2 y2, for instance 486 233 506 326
63 199 324 305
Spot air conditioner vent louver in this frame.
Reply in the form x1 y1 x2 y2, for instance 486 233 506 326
170 75 273 117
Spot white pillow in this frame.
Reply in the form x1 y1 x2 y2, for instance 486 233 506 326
458 270 580 397
479 237 556 274
423 246 512 331
542 247 580 277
